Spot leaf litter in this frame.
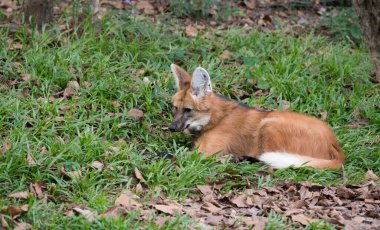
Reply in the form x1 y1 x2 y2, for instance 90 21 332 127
61 173 379 229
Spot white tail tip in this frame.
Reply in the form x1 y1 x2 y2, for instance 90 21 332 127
258 152 311 169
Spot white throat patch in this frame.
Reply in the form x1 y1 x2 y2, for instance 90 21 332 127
187 116 211 131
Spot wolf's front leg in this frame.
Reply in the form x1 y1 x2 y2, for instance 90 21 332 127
196 140 228 157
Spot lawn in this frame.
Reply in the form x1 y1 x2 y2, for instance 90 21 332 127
0 11 379 229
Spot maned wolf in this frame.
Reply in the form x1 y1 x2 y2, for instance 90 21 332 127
168 64 345 169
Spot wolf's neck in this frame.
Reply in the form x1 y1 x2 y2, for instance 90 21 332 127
204 93 249 128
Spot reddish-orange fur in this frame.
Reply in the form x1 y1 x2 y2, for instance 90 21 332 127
170 64 345 169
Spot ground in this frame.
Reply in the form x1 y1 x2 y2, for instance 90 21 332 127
0 1 380 229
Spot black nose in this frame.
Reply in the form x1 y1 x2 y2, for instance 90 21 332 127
169 123 177 132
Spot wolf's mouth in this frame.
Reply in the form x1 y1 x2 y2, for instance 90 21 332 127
184 124 190 130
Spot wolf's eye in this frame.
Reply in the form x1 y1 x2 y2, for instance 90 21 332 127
184 108 192 113
174 106 178 111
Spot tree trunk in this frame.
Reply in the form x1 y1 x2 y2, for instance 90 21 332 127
353 0 380 83
24 0 54 29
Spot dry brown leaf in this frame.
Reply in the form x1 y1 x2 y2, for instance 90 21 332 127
64 209 75 217
197 185 213 196
29 182 44 199
251 216 267 230
201 202 221 213
14 222 32 230
98 206 127 219
8 204 29 218
185 25 198 37
137 69 146 75
219 50 233 60
20 74 31 82
117 122 128 128
283 208 304 217
135 183 143 194
112 100 121 108
101 0 125 9
63 80 80 98
143 77 151 84
244 0 256 9
299 186 313 200
136 1 155 15
364 199 380 204
258 14 272 27
280 100 291 111
0 214 8 228
61 166 82 179
134 167 146 183
292 214 317 225
320 110 328 121
153 204 181 215
289 200 306 209
73 207 97 222
205 215 223 226
127 108 144 121
352 216 366 224
9 191 28 199
10 43 23 50
155 216 171 227
230 194 249 208
115 191 142 207
59 105 71 112
366 169 379 181
91 161 104 170
336 186 356 199
1 139 11 155
26 153 36 166
69 67 77 74
82 81 92 88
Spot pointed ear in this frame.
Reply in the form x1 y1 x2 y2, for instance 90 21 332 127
170 64 191 91
191 67 212 99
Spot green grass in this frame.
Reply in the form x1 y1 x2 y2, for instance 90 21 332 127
0 12 379 229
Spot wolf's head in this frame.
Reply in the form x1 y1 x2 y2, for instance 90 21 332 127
169 64 213 134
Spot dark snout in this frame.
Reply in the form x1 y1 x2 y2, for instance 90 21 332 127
169 123 181 132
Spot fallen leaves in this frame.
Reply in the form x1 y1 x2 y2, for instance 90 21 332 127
348 107 370 129
0 214 8 228
182 181 380 228
1 139 11 155
134 167 146 183
219 50 233 60
244 0 256 10
90 161 104 171
61 166 82 179
7 205 29 218
9 191 28 200
26 153 36 166
14 222 32 230
115 191 142 208
291 213 317 225
20 73 31 82
73 207 97 222
279 100 291 111
29 182 44 199
63 80 80 99
230 194 249 208
136 0 156 15
196 185 213 196
40 179 380 228
366 169 379 181
185 25 198 37
98 206 127 220
153 204 181 215
127 108 144 121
